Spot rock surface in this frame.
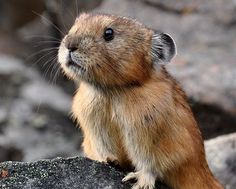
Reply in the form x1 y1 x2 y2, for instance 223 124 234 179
0 133 235 189
0 55 81 162
0 157 169 189
205 133 236 189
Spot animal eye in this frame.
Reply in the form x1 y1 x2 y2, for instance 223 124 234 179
103 28 114 41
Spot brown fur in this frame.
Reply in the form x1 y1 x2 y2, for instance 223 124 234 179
58 13 223 189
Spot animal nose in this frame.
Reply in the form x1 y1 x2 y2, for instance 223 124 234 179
68 46 78 52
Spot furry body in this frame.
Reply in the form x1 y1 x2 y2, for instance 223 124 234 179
58 13 223 189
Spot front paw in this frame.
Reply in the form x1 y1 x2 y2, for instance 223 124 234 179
122 171 156 189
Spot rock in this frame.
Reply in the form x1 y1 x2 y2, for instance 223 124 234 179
0 108 7 126
0 55 25 75
20 80 71 114
205 133 236 189
191 102 236 139
0 54 80 162
0 55 26 102
0 133 235 189
142 0 200 14
1 101 80 162
0 157 169 189
142 0 236 24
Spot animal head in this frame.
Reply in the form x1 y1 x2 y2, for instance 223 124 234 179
58 13 176 89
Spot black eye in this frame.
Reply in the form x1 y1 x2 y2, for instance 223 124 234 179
103 28 114 41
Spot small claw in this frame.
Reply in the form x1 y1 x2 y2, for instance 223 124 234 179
123 171 156 189
122 172 138 182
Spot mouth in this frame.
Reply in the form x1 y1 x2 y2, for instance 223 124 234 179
66 59 86 74
66 52 84 69
66 60 82 69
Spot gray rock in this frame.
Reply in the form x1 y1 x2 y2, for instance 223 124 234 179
0 122 80 162
1 98 80 162
142 0 200 14
0 55 25 75
0 133 235 189
0 157 169 189
0 108 7 125
20 80 71 114
205 133 236 189
143 0 236 22
0 54 80 162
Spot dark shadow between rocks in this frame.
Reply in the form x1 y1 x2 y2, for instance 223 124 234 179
0 146 23 162
189 99 236 140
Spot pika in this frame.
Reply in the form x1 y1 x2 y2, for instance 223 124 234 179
58 13 223 189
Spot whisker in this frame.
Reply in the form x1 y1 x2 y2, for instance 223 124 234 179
26 47 59 62
33 50 57 68
41 53 58 69
60 0 76 24
24 35 62 42
42 56 58 79
34 40 61 44
75 0 79 17
33 11 66 36
49 58 58 77
52 65 62 85
59 0 70 32
33 41 61 48
50 59 61 85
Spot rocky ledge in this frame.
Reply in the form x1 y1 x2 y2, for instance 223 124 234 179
0 133 235 189
0 157 169 189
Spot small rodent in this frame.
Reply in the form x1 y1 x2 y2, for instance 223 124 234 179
58 13 223 189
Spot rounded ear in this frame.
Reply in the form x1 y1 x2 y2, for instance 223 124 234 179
151 31 177 65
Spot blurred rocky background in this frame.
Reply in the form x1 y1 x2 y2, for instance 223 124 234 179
0 0 235 188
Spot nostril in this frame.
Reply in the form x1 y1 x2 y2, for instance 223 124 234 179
68 46 78 52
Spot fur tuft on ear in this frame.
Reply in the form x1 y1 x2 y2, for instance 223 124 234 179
151 31 176 65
